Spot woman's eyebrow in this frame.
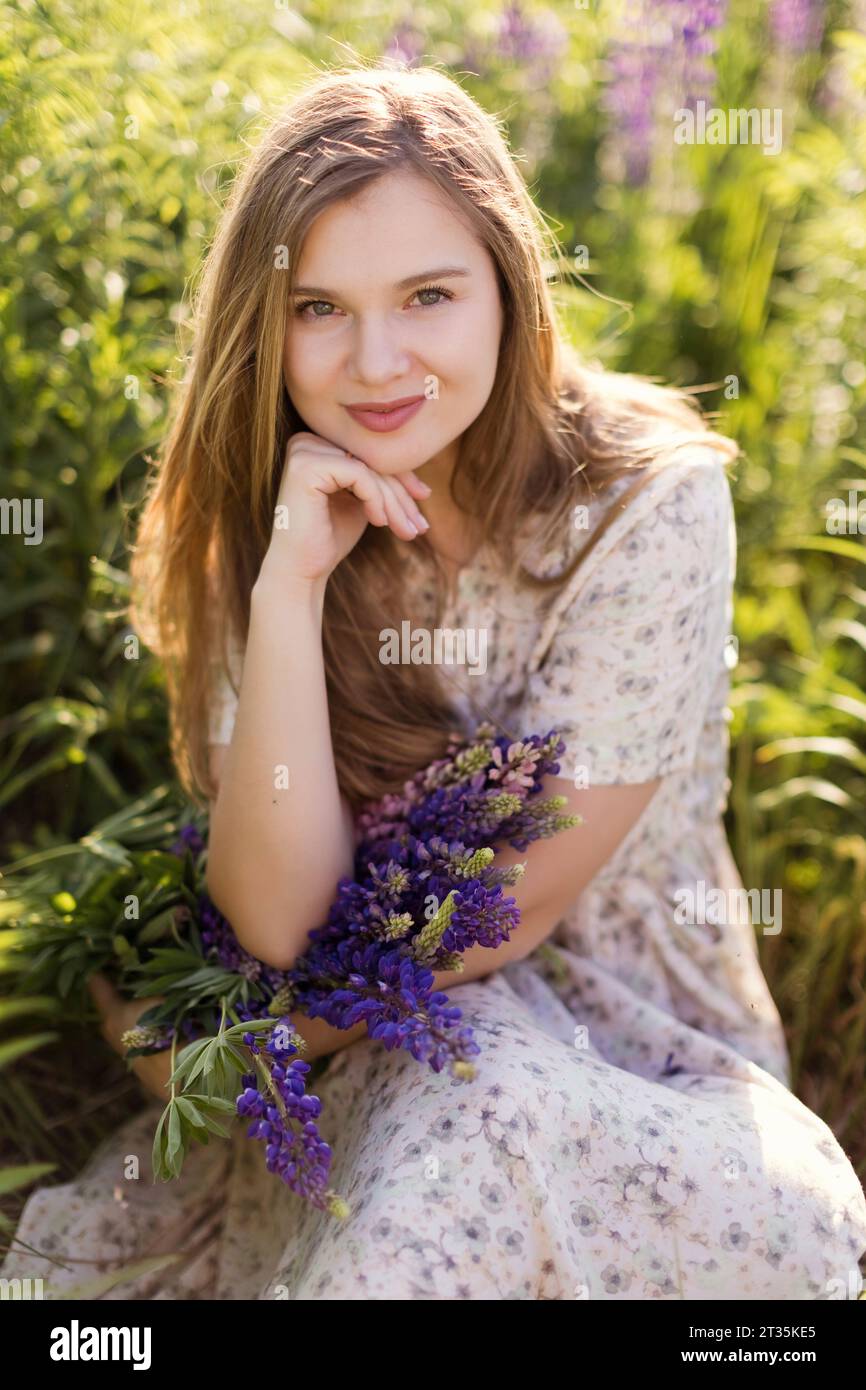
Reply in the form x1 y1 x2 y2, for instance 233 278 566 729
291 266 473 297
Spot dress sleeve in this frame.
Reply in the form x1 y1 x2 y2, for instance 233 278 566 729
207 625 245 746
521 450 736 785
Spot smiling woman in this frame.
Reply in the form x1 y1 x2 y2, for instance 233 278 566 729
4 60 865 1303
282 173 502 480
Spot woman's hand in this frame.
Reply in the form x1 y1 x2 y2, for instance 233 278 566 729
87 971 173 1103
262 431 431 586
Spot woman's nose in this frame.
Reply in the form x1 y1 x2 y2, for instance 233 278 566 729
347 315 413 381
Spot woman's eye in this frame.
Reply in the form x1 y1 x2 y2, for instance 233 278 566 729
294 286 453 320
414 286 453 307
295 299 334 318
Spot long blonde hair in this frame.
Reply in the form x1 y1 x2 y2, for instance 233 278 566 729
130 61 738 809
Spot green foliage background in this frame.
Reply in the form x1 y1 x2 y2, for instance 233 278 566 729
1 0 865 1240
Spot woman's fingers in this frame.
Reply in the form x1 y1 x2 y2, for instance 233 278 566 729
87 972 124 1050
307 457 387 526
384 469 431 519
87 972 166 1055
343 470 389 529
289 442 429 540
323 459 419 539
398 470 433 501
378 474 429 538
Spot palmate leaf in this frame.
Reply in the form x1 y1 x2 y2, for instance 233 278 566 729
152 1088 240 1181
135 964 237 996
128 946 216 994
136 908 184 945
166 1022 266 1102
132 946 203 973
167 1036 213 1089
176 1094 236 1138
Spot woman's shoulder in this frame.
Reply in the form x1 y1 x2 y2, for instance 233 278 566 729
519 439 735 583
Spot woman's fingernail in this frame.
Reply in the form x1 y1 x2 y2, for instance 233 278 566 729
415 514 429 531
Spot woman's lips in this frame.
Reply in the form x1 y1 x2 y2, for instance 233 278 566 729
344 398 425 433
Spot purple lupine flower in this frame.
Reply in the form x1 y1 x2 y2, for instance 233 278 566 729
494 2 568 83
441 880 522 953
602 32 663 185
198 892 289 1000
382 22 426 69
121 1015 198 1054
169 823 205 859
602 0 728 185
769 0 825 55
271 726 576 1076
181 723 579 1208
674 0 728 108
237 1020 345 1214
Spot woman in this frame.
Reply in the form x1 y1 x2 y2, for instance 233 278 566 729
5 63 865 1301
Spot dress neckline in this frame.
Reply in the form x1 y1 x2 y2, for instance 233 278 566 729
443 540 491 614
401 533 491 619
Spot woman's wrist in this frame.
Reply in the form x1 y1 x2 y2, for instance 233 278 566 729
252 552 328 611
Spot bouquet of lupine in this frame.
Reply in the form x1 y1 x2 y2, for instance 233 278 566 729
3 723 580 1218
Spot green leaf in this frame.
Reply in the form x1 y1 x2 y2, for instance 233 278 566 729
201 1039 219 1080
168 1036 212 1087
197 1110 234 1139
781 536 866 565
0 1162 57 1196
224 1017 274 1038
166 1099 183 1162
137 910 178 944
151 1105 169 1180
52 1254 183 1301
754 777 855 811
192 1094 238 1115
175 1095 205 1128
0 995 57 1024
78 835 132 867
0 1033 58 1069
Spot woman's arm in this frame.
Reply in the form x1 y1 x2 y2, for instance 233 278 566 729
206 572 356 966
90 773 659 1100
208 768 660 1055
430 773 661 989
205 431 430 968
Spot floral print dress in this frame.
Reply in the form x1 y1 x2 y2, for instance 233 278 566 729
4 444 866 1301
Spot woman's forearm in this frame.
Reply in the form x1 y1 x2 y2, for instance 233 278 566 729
293 904 552 1064
206 566 354 970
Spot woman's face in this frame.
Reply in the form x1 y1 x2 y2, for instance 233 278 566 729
282 168 504 479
